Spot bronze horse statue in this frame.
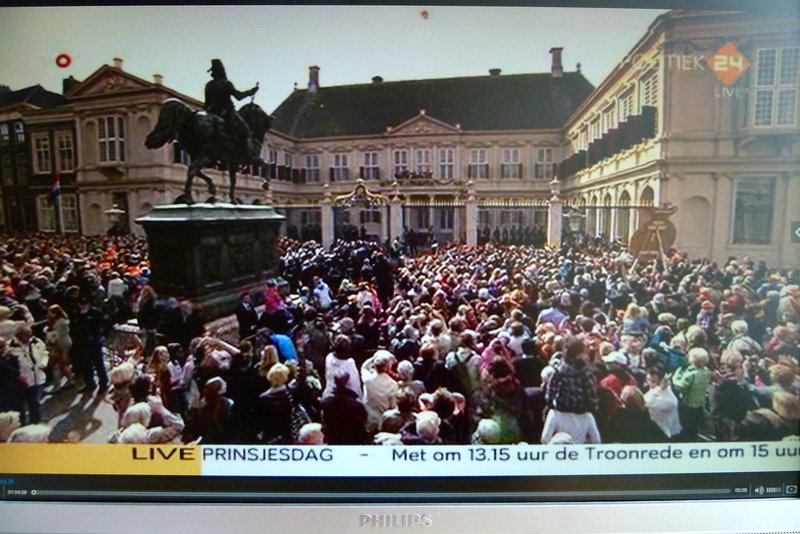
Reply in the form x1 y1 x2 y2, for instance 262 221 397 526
145 98 271 204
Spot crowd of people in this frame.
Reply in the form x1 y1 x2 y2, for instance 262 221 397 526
0 230 798 446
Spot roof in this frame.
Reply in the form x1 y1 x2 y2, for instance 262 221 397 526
270 71 594 138
0 85 67 110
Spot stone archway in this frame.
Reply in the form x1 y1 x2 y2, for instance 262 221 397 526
600 192 612 237
639 185 655 228
617 190 632 242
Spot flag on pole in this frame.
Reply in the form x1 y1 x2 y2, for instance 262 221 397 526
49 171 61 205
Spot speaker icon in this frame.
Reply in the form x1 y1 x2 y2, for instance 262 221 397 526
753 486 765 496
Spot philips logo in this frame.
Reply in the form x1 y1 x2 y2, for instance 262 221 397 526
359 514 433 528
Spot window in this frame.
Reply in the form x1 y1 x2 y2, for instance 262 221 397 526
438 207 454 230
414 148 432 176
753 47 799 127
332 153 349 181
300 210 321 225
98 116 126 163
590 118 601 141
535 148 554 179
285 153 293 168
37 196 56 233
579 129 588 151
62 194 79 232
438 148 454 179
618 90 633 122
603 105 616 132
173 145 191 166
732 177 774 244
478 210 490 228
0 124 8 145
393 149 408 177
1 155 13 186
32 134 51 174
268 148 278 164
363 151 379 180
500 148 521 178
56 131 75 172
469 148 488 179
359 208 382 225
500 210 511 226
304 154 320 182
16 154 27 185
639 71 658 109
14 122 24 144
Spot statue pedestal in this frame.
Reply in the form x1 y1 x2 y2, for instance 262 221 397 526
136 203 284 318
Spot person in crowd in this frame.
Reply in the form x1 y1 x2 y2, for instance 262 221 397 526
44 304 73 391
643 366 682 440
0 337 22 414
672 347 712 441
321 370 369 444
361 350 399 433
9 323 49 425
605 386 668 443
737 391 800 441
234 291 259 341
70 295 109 394
184 376 234 444
257 363 293 444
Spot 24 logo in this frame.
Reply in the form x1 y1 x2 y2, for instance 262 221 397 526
707 42 750 85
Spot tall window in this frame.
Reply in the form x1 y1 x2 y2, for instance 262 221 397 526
732 177 775 244
618 90 633 122
753 47 799 127
332 153 349 181
363 151 379 180
535 148 554 179
469 148 488 179
14 122 24 144
1 155 12 186
414 148 431 175
37 196 56 232
438 147 454 179
304 154 320 182
393 149 408 177
0 124 8 145
639 70 658 110
98 116 126 163
300 210 321 225
56 131 75 172
500 147 521 178
603 104 617 132
16 154 27 185
359 208 382 225
62 194 79 232
32 134 51 174
590 118 601 141
438 207 454 230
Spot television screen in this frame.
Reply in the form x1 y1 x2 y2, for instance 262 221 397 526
0 2 798 533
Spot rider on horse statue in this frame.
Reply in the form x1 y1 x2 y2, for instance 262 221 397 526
205 59 261 163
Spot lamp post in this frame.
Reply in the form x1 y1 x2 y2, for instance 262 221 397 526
104 204 126 237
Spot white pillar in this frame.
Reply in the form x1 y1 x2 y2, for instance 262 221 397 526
381 204 390 243
389 199 403 243
547 179 563 248
465 200 478 246
321 201 334 250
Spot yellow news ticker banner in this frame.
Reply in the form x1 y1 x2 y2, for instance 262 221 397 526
0 442 798 477
0 444 201 476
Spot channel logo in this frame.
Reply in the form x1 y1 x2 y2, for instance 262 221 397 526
707 42 750 85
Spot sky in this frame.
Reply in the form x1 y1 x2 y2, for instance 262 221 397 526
0 6 665 112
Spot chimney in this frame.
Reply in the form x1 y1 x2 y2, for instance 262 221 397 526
549 47 563 78
308 65 320 92
62 76 79 95
113 57 124 70
489 68 501 77
372 75 383 84
153 74 163 85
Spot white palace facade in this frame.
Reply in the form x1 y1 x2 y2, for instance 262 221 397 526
2 10 798 266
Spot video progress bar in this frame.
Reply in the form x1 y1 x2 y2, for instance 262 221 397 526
24 488 731 500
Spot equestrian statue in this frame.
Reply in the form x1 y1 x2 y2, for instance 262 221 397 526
145 59 270 204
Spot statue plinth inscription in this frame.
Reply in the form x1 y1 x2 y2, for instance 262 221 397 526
136 203 284 317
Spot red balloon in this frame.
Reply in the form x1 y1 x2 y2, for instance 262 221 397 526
56 53 72 68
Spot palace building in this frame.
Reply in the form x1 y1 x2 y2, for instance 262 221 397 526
1 10 798 265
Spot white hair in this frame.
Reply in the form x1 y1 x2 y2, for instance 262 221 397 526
118 423 149 444
415 411 441 442
8 423 51 443
297 423 324 445
476 418 501 444
121 402 152 429
397 360 415 381
0 411 21 442
731 320 749 336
